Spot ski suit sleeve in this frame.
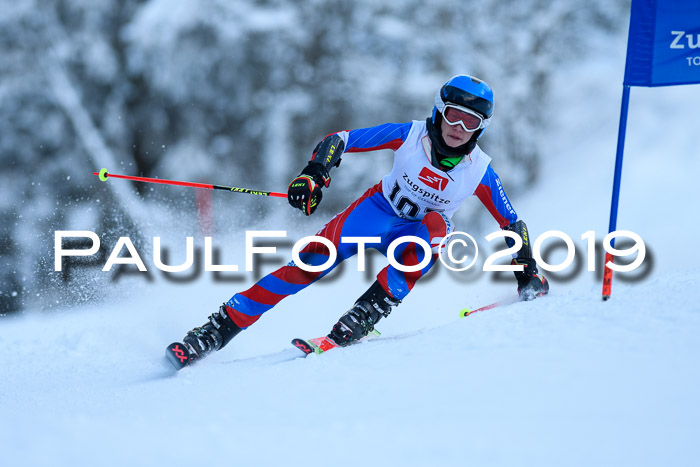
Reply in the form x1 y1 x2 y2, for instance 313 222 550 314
474 165 519 228
320 122 413 156
304 122 413 188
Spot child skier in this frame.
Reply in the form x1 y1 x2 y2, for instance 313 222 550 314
167 75 549 367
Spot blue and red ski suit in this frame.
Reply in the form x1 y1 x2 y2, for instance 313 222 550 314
225 120 518 328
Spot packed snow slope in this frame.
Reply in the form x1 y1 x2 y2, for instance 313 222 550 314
3 41 700 467
2 269 700 467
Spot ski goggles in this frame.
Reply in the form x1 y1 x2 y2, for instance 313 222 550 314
441 104 488 132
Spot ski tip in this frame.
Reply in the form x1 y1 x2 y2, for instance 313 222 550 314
459 308 472 318
291 338 315 356
165 342 194 370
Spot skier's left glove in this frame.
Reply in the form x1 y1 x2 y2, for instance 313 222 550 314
512 257 549 301
287 161 330 216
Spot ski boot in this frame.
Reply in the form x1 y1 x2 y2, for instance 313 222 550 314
512 258 549 301
328 281 401 346
165 304 242 370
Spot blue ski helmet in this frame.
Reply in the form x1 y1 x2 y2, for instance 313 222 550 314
432 75 494 140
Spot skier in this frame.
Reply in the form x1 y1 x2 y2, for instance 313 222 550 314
168 75 549 366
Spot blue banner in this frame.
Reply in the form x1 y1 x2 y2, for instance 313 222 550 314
624 0 700 87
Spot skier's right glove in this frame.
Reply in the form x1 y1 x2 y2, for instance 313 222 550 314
512 257 549 301
287 161 330 216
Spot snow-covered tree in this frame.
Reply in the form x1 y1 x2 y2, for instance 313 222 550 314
0 0 628 314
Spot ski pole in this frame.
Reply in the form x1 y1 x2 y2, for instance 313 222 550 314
92 168 287 198
459 296 520 317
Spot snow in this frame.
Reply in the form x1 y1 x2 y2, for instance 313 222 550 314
2 268 700 466
3 22 700 467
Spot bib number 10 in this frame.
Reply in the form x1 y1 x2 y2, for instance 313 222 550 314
388 181 443 218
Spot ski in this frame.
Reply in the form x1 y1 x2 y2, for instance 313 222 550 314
292 329 381 356
165 341 196 370
291 336 337 355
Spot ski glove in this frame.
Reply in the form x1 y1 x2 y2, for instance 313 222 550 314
287 161 331 216
512 257 549 301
